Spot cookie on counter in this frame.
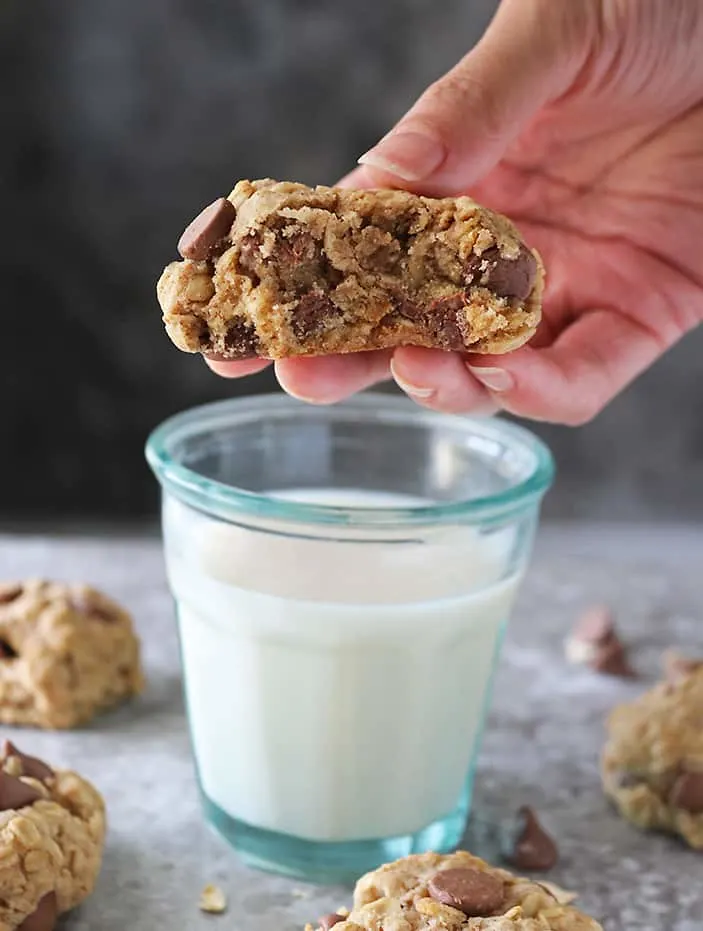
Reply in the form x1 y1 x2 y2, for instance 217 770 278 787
601 664 703 849
0 739 106 930
157 179 543 360
312 850 601 931
0 580 144 729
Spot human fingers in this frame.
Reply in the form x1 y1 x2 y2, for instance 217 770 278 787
274 350 393 403
204 357 272 378
390 347 497 415
356 0 589 195
466 309 676 425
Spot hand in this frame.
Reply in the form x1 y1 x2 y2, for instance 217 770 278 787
209 0 703 424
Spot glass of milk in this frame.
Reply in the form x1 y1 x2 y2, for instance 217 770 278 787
146 392 553 881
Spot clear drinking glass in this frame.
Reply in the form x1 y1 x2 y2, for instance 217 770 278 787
146 392 553 882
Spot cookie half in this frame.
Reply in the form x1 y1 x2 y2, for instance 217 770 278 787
158 180 543 359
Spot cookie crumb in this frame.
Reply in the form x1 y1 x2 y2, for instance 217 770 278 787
199 884 227 914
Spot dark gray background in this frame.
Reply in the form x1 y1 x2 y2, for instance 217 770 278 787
2 0 701 524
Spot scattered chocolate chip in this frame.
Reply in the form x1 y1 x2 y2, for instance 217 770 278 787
465 245 537 301
428 867 504 916
319 914 345 931
18 893 57 931
503 806 558 872
0 771 42 810
669 771 703 813
663 650 703 685
178 198 236 261
223 320 260 358
2 741 53 782
290 292 341 340
591 638 636 677
0 639 17 659
565 605 635 677
0 584 22 605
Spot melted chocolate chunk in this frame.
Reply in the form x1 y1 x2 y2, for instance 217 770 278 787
290 292 341 340
426 294 469 350
223 320 260 359
465 245 537 301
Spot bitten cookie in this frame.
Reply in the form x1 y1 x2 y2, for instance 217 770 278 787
313 851 601 931
0 739 106 930
157 180 543 360
601 665 703 849
0 580 144 729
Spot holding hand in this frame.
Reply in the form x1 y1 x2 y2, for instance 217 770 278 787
210 0 703 424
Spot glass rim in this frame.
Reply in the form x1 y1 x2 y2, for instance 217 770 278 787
145 392 554 527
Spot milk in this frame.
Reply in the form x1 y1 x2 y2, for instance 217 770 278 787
164 491 520 843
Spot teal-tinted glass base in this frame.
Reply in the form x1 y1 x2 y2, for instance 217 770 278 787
201 790 471 884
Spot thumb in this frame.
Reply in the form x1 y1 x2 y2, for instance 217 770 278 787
358 0 589 194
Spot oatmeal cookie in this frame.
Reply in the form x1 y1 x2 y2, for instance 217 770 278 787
0 739 106 930
313 851 601 931
601 665 703 849
157 179 543 359
0 580 144 729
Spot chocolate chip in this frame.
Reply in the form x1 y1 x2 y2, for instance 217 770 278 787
663 650 703 685
669 771 703 813
504 806 558 872
0 771 42 810
290 292 341 340
318 914 345 931
2 741 53 782
0 584 23 605
428 868 504 916
18 893 57 931
223 320 260 359
465 245 537 301
178 198 236 261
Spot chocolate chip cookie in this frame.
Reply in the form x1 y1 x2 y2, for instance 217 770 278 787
0 580 144 729
601 665 703 849
313 851 601 931
157 179 543 360
0 740 106 930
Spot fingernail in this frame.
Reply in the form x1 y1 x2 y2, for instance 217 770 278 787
358 131 446 182
467 365 514 393
390 361 435 398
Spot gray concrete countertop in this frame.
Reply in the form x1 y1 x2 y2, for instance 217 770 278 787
1 526 701 931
